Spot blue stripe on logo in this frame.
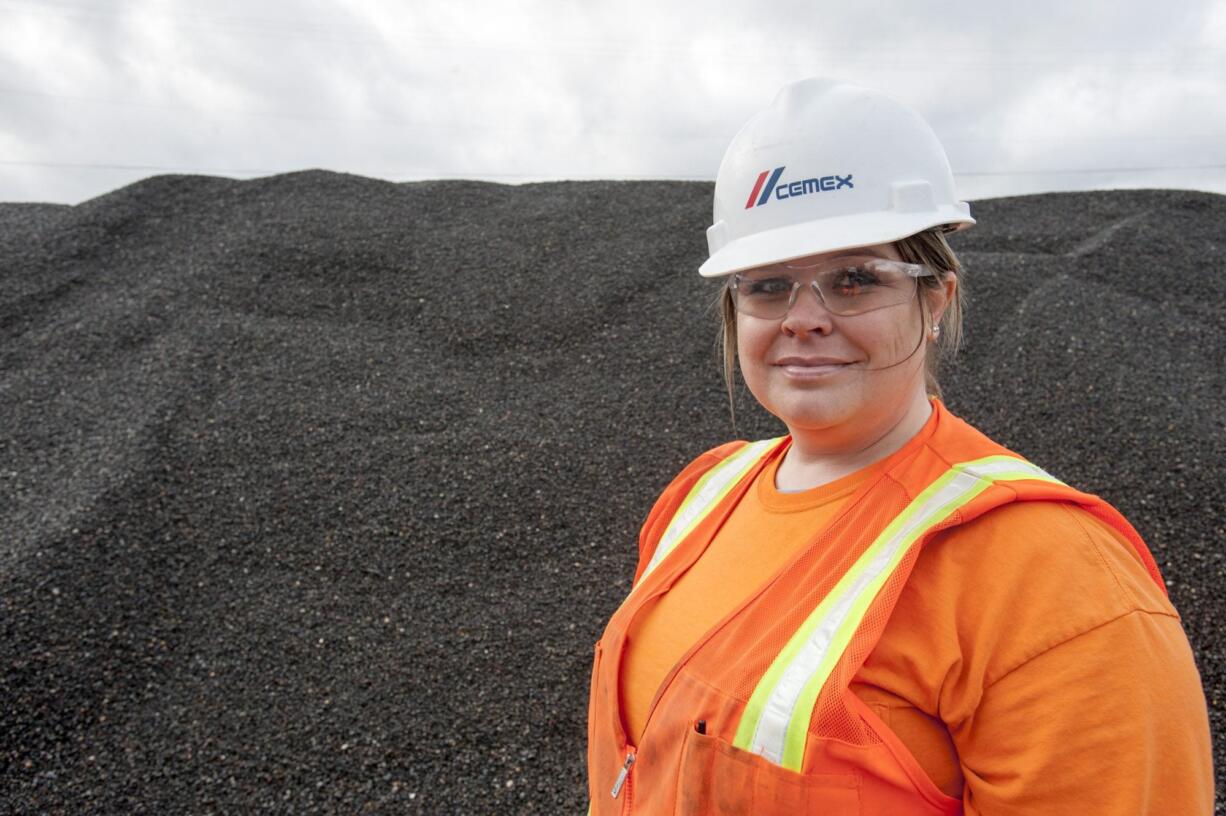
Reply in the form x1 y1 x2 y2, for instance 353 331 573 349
757 166 785 207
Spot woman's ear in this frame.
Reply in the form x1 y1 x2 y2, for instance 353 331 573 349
930 270 958 326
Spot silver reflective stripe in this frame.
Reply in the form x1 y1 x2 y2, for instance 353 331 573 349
637 438 782 585
959 455 1059 482
736 455 1062 769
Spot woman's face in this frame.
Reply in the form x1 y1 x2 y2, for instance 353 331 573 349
734 242 949 446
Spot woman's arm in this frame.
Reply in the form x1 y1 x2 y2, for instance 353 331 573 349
953 608 1214 814
923 503 1217 814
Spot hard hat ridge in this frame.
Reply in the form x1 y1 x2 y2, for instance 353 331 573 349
700 77 974 278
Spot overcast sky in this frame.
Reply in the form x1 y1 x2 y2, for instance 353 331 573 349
1 0 1224 205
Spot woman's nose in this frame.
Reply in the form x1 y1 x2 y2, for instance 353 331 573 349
780 282 834 335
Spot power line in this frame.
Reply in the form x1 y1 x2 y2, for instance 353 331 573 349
2 159 1225 180
0 160 711 180
0 160 280 174
955 164 1226 177
942 133 1226 144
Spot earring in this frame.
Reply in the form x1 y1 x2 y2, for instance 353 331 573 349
931 325 941 339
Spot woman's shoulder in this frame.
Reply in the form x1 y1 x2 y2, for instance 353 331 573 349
904 500 1179 686
694 439 756 466
956 501 1164 593
636 439 769 553
660 439 768 494
920 500 1174 616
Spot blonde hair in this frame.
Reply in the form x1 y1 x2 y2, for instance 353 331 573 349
713 227 965 426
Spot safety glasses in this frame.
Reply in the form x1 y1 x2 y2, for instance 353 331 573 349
729 257 934 319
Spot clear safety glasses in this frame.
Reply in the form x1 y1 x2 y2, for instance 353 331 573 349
728 257 934 319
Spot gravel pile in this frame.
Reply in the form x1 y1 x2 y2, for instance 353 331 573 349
1 171 1222 814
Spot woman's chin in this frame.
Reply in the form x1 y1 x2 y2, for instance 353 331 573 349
767 400 857 434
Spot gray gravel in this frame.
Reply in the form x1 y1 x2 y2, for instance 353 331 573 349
1 172 1221 814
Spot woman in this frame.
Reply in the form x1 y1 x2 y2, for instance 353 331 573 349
586 78 1214 814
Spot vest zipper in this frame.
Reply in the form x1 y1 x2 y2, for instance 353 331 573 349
610 750 635 799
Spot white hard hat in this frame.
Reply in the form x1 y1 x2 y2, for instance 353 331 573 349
700 77 974 278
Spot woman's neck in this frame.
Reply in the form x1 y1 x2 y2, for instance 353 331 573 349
775 390 933 492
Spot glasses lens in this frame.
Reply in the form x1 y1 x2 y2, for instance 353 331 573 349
732 272 795 319
816 261 919 316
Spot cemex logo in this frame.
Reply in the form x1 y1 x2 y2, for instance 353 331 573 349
744 166 854 209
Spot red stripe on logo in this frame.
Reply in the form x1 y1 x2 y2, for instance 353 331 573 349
744 171 768 209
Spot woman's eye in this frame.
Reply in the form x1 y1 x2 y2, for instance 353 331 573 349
745 278 792 296
831 267 879 295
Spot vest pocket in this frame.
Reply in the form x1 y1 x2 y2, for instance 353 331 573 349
674 721 860 815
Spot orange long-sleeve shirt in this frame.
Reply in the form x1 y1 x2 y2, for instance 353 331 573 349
621 438 1214 813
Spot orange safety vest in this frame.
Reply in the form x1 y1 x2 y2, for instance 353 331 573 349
586 400 1165 815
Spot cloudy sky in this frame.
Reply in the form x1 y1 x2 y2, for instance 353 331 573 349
1 0 1224 204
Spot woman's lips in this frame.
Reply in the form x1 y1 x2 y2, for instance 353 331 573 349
779 363 848 377
774 357 851 378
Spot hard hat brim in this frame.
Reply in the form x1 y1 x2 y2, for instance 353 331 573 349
699 207 975 278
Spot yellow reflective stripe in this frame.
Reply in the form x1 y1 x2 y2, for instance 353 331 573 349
733 466 982 761
774 469 992 766
735 455 1063 768
636 438 783 586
